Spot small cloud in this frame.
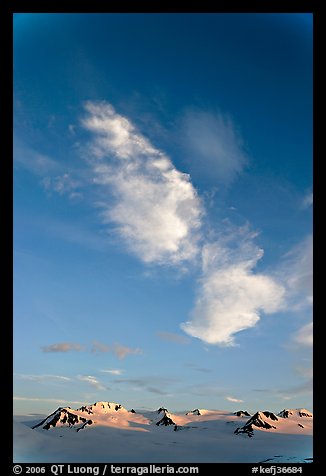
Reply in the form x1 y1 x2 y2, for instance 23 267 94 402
14 396 85 405
279 379 313 400
157 331 190 344
184 363 211 373
15 374 71 383
295 365 313 379
293 322 313 347
302 191 313 209
114 378 146 385
146 386 169 395
180 109 248 185
113 376 176 396
253 379 313 400
68 124 76 135
100 369 123 375
187 384 225 397
112 343 142 360
69 191 83 200
91 340 110 353
77 375 107 391
42 342 83 353
42 173 81 197
278 235 313 311
14 139 59 176
226 396 244 403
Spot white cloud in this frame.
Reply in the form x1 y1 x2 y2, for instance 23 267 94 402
293 322 313 347
81 101 203 265
77 375 106 391
181 227 285 346
181 110 248 184
100 369 123 375
226 396 244 403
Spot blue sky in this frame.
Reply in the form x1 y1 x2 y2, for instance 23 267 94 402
14 13 313 415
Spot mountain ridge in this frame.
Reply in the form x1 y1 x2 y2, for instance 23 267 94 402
31 400 313 437
15 402 313 463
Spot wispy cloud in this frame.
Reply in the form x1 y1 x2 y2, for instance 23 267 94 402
293 322 313 347
187 384 225 397
81 101 203 266
42 342 83 353
14 138 59 176
281 379 313 399
41 340 142 359
253 379 313 400
280 234 313 309
68 124 76 135
226 396 244 403
302 191 313 209
16 374 71 383
184 363 211 373
91 340 110 353
92 341 143 359
100 369 123 375
295 365 313 379
112 343 142 360
180 109 248 184
33 217 110 253
14 396 85 405
42 173 82 199
146 386 170 395
157 331 190 344
181 226 285 346
77 375 107 391
114 376 177 395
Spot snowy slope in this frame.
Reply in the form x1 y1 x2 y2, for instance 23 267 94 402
14 402 313 463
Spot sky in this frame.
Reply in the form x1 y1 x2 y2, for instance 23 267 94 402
13 13 313 416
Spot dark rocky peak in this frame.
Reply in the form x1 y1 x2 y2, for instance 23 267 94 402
234 410 251 417
186 409 201 416
77 405 93 415
157 407 169 414
156 414 176 427
32 408 93 431
262 411 278 421
278 409 293 418
32 407 64 429
234 411 277 437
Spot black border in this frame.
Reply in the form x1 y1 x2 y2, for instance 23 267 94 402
4 0 319 473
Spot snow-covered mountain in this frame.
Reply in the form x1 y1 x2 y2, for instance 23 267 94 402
14 401 313 463
32 401 134 431
234 408 313 437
